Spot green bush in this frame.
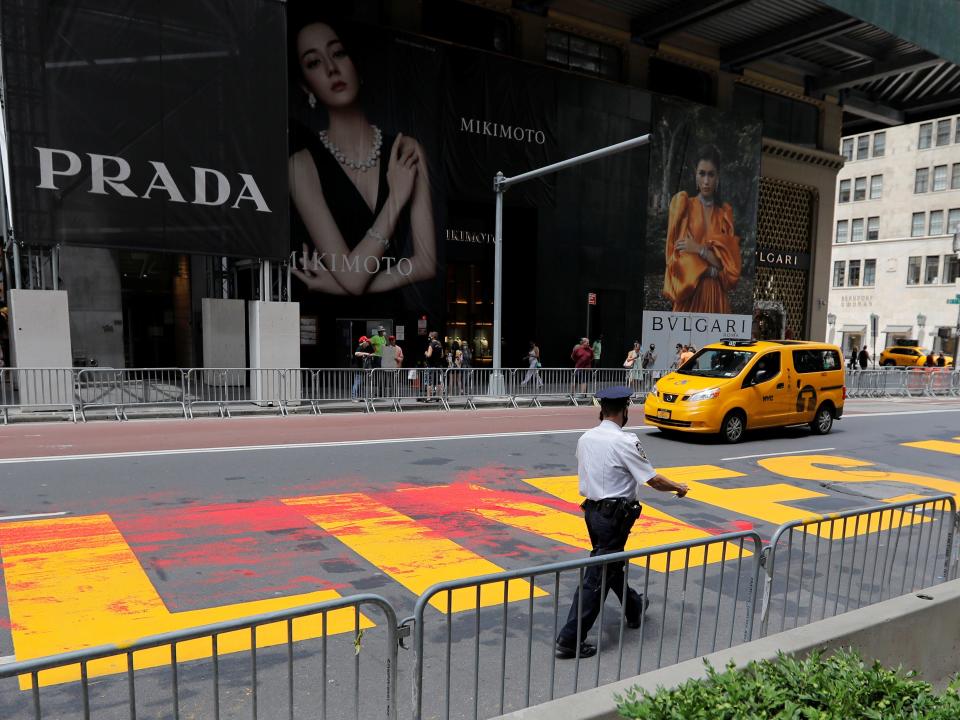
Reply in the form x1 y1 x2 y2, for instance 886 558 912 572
616 649 960 719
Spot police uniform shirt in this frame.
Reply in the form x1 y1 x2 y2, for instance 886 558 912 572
576 420 656 501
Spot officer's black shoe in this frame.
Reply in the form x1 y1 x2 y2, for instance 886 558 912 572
626 594 650 629
555 640 597 659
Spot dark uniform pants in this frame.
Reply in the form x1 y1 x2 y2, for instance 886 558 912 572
557 501 643 646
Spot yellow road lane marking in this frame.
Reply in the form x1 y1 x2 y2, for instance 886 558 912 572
760 454 960 503
0 515 366 689
282 493 545 612
669 463 928 538
522 476 750 571
903 437 960 458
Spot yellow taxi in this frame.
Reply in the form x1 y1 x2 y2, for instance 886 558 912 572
644 339 845 443
878 345 954 367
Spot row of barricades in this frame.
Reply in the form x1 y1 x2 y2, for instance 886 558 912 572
0 367 662 422
3 366 956 422
845 367 960 398
2 494 956 719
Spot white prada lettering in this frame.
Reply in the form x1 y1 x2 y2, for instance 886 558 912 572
33 147 272 212
35 147 81 190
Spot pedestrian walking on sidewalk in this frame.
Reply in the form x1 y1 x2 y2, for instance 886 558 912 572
521 341 543 388
857 347 869 370
556 386 688 659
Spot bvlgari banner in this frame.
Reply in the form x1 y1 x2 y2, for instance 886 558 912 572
641 97 762 369
0 0 289 259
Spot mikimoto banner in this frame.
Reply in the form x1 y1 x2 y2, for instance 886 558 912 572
0 0 289 259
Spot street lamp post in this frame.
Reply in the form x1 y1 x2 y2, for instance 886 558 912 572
490 133 651 394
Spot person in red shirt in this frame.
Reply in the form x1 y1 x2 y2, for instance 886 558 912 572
571 337 594 395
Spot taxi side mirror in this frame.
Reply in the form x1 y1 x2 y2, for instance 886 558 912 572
752 369 769 385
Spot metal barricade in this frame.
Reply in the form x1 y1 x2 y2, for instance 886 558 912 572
583 369 631 398
185 369 287 418
407 531 762 720
902 367 929 397
362 367 447 411
759 495 958 638
0 594 398 720
442 367 499 410
281 368 321 413
926 368 954 396
0 368 78 422
628 369 659 399
510 367 576 407
952 370 960 397
76 368 186 421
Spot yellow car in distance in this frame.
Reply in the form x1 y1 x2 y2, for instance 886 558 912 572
644 339 845 443
878 345 954 367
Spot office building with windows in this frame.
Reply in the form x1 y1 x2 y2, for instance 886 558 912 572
828 116 960 360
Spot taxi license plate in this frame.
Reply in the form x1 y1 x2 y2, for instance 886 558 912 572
657 409 671 420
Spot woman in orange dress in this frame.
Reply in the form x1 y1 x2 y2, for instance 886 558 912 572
663 145 741 313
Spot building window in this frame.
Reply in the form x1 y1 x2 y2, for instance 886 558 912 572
863 259 876 286
841 138 854 160
867 216 879 240
835 219 849 243
907 256 922 285
545 30 621 80
933 165 948 191
873 132 885 157
838 179 851 203
855 135 868 160
936 119 952 146
848 260 861 287
952 163 960 190
924 256 940 284
943 255 959 284
915 168 929 193
956 118 960 144
919 123 933 149
949 208 960 233
853 177 866 201
930 209 944 235
851 218 864 242
911 212 926 237
869 175 882 199
833 260 845 287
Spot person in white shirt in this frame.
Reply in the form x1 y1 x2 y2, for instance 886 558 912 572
556 386 688 659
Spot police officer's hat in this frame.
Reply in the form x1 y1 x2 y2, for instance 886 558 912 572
595 386 633 401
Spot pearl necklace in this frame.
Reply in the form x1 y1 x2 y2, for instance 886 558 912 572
318 125 382 172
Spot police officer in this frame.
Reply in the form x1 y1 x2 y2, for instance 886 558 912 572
556 386 688 659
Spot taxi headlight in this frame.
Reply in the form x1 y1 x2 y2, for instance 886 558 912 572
687 388 719 402
649 385 659 398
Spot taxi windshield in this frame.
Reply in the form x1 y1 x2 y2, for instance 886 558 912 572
678 349 754 378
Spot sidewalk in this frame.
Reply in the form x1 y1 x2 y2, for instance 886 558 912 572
1 397 959 462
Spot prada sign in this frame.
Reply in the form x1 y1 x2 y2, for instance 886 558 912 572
35 147 272 213
756 247 811 270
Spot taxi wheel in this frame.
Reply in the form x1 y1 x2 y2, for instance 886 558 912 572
880 360 895 367
720 411 746 444
810 404 834 435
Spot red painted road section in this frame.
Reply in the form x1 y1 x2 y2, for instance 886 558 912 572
0 406 602 460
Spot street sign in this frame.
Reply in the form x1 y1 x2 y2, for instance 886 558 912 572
587 292 597 305
948 298 960 304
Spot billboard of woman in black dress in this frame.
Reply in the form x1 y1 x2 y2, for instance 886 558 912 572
288 17 437 296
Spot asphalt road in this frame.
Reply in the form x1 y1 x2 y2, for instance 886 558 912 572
1 398 960 719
